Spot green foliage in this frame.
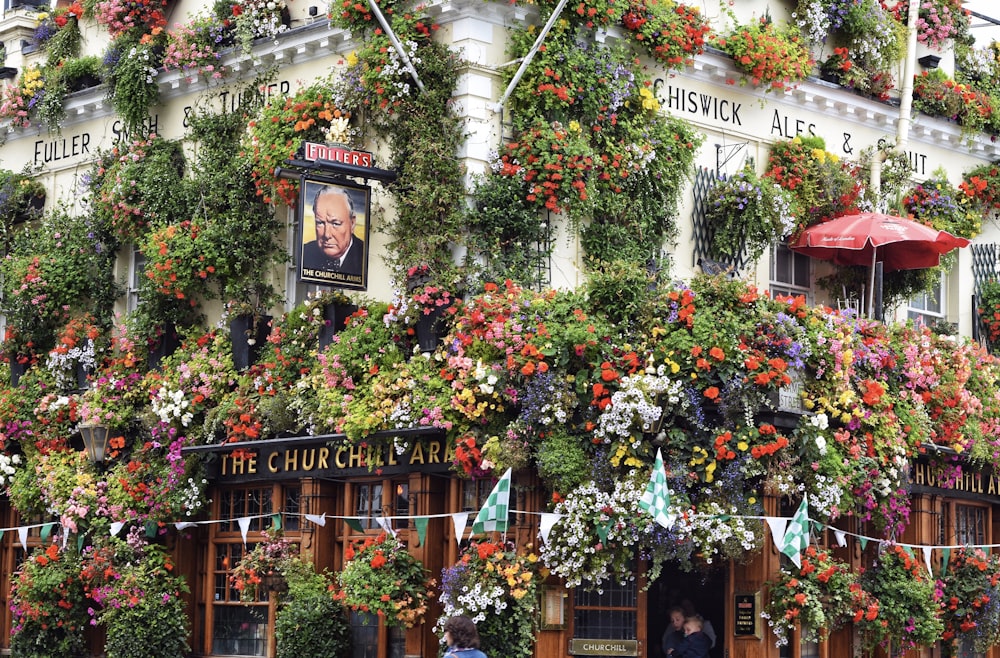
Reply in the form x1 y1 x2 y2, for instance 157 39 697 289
464 173 551 287
10 545 90 658
536 426 591 494
186 107 283 308
335 532 431 628
104 39 161 135
98 546 189 658
938 546 1000 656
0 207 118 360
715 17 812 91
0 168 45 229
704 166 796 263
764 136 860 231
91 134 188 244
585 259 659 328
764 546 864 646
275 567 352 658
858 544 943 654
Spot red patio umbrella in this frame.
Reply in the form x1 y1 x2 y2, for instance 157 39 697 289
788 212 970 315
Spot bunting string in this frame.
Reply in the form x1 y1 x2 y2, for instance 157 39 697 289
9 509 1000 555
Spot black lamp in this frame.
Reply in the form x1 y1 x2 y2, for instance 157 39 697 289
918 55 941 70
79 424 110 463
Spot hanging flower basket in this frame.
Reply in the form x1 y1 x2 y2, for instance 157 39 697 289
230 314 272 371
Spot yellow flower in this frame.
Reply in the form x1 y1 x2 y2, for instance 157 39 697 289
346 51 359 66
512 588 527 600
568 120 581 134
737 441 749 451
639 87 660 112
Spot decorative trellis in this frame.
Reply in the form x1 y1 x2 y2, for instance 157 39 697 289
970 243 1000 348
690 166 751 275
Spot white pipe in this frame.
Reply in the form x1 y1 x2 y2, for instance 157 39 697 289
366 0 425 93
896 0 919 151
493 0 571 113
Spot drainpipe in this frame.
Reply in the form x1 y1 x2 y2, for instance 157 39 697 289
869 0 919 204
366 0 425 92
492 0 571 113
867 0 919 318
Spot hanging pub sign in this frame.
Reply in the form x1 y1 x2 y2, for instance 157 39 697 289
297 176 371 290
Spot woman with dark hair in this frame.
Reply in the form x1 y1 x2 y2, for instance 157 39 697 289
442 615 488 658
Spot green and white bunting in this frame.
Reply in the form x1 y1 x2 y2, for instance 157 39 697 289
472 468 512 534
638 449 676 529
779 495 810 568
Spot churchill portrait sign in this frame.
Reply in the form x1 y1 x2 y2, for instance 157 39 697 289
298 178 370 290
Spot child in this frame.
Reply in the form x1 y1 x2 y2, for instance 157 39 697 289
672 616 711 658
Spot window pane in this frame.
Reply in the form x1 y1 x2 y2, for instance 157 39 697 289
212 605 267 656
350 611 379 658
394 482 410 529
956 505 986 546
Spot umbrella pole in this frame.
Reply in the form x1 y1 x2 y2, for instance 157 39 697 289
868 249 877 318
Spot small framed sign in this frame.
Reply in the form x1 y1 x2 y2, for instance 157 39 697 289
734 591 762 638
540 586 567 630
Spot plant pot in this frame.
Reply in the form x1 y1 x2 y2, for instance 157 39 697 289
262 571 288 594
9 359 27 387
318 302 357 350
148 323 179 370
67 73 101 92
230 314 272 371
75 362 91 390
416 305 449 352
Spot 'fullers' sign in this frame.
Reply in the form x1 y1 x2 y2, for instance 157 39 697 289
303 142 375 168
213 438 454 482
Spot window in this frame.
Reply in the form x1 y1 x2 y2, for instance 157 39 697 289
354 482 384 530
908 275 944 327
574 578 637 640
770 243 811 302
393 480 410 529
209 484 301 657
127 246 145 313
461 479 493 525
955 504 986 546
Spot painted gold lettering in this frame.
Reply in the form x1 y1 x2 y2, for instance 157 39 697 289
410 442 425 465
268 452 280 473
318 447 330 469
285 449 299 472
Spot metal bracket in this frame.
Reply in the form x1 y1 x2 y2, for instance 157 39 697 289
715 142 747 174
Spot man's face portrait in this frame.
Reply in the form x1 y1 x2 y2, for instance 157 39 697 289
314 191 356 261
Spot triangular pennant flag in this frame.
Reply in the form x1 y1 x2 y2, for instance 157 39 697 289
145 521 158 538
922 546 933 576
304 513 327 527
110 521 125 537
472 468 512 534
451 512 469 547
175 521 197 531
779 496 810 568
538 512 561 545
62 531 68 549
860 537 869 551
76 534 84 551
270 514 282 531
238 517 252 544
414 517 429 547
834 529 847 547
596 520 612 544
766 517 789 549
941 547 951 577
375 516 396 537
344 517 365 533
40 523 54 542
638 449 676 529
17 526 28 552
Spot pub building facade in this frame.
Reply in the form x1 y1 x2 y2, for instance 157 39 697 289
0 0 999 656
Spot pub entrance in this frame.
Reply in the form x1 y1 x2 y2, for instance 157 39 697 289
647 565 727 658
